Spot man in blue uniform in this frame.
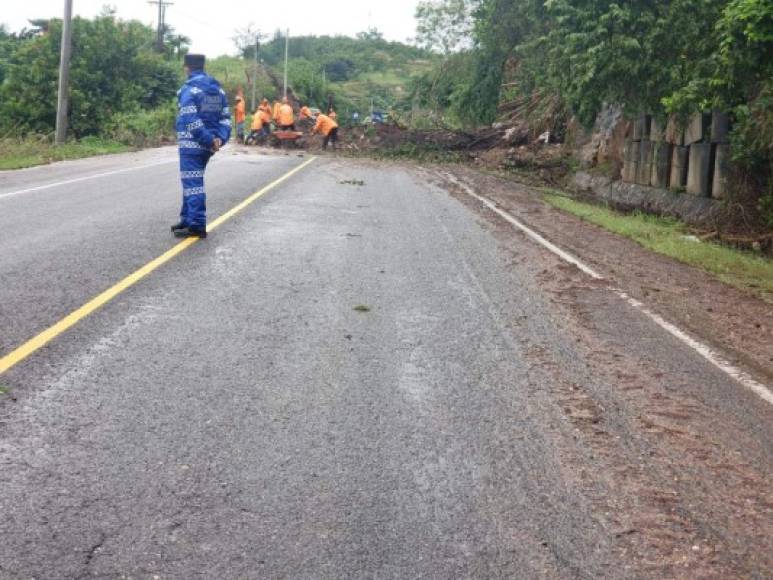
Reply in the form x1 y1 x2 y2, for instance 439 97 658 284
171 53 231 238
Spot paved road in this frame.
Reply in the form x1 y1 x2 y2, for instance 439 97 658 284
0 148 770 578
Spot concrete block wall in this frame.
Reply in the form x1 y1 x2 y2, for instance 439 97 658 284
687 143 713 196
637 141 654 185
684 113 709 145
651 142 671 188
622 110 731 198
670 146 689 190
713 143 730 199
665 116 684 145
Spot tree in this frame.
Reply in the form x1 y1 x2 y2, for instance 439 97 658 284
231 25 266 60
287 58 327 107
0 13 179 136
415 0 474 54
163 24 190 60
324 59 356 82
356 28 385 42
453 0 543 125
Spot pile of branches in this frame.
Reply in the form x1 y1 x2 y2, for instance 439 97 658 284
498 91 568 142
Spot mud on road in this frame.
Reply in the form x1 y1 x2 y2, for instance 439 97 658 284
429 165 773 578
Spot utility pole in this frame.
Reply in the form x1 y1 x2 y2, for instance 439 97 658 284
251 36 260 111
55 0 73 145
283 29 289 98
148 0 174 53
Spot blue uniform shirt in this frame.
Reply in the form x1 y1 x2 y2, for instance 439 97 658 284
176 70 231 155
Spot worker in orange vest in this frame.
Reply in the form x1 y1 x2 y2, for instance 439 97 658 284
311 112 339 149
277 97 295 130
246 107 271 144
272 100 282 123
259 98 272 118
299 104 313 120
234 95 246 143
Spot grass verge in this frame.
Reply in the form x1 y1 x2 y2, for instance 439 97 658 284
543 193 773 301
0 137 132 171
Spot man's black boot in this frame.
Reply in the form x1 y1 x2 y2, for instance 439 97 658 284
173 227 207 239
171 221 186 232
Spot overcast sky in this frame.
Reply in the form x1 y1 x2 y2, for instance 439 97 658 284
1 0 423 56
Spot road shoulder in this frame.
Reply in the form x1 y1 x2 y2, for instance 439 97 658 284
431 165 773 384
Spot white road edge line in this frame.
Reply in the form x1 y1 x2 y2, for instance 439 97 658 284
445 173 773 406
620 292 773 405
0 159 177 200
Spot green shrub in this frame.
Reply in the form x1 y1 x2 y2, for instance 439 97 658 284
0 14 179 138
106 103 176 147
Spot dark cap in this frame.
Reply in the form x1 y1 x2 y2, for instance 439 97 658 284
184 53 206 70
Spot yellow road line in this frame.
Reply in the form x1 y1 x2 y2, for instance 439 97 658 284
0 156 316 375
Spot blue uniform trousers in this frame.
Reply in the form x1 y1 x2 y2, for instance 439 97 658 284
179 153 212 229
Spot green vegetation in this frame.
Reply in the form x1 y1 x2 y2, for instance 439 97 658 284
412 0 772 221
207 56 278 103
105 103 177 148
543 194 773 300
254 32 437 119
366 143 463 164
0 13 181 138
415 0 772 128
0 136 130 170
0 14 437 169
259 30 429 79
0 10 185 169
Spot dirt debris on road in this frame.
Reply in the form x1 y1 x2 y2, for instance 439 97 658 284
425 163 773 578
432 165 773 381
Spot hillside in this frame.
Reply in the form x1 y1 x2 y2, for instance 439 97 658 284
213 33 438 121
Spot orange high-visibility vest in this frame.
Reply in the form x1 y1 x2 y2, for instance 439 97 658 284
278 104 295 126
234 99 246 123
313 114 338 136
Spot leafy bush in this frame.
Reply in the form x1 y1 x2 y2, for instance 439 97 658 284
407 52 475 128
105 103 177 147
0 13 179 137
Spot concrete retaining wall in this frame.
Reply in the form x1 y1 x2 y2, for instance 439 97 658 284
622 110 730 198
573 171 722 226
574 107 743 224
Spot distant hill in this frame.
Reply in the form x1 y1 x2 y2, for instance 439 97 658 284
211 32 439 121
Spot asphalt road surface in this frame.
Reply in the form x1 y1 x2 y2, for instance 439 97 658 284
0 147 770 579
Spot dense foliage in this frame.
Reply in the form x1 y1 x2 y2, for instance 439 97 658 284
234 32 437 118
258 30 429 80
415 0 474 53
0 14 181 138
415 0 772 130
415 0 772 218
